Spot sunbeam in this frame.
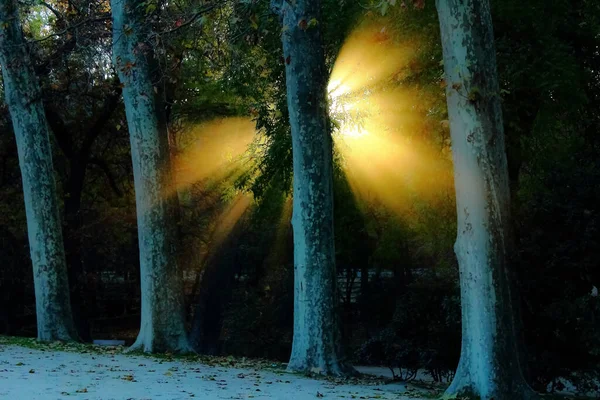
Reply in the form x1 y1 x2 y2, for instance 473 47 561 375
173 117 256 194
328 19 453 217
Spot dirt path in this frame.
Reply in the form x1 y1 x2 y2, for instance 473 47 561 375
0 343 433 400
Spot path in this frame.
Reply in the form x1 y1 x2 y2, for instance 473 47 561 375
0 344 433 400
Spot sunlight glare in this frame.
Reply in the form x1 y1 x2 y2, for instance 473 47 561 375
328 20 453 217
173 117 255 193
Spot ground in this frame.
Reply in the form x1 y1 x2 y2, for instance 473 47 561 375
0 338 440 400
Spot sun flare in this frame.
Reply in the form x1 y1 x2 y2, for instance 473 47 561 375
327 20 453 216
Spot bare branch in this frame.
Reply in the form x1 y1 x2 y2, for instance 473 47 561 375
89 157 122 197
38 1 64 21
157 2 223 36
33 14 112 43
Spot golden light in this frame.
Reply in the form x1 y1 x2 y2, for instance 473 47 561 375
172 117 256 193
328 19 453 217
208 193 252 249
170 117 256 260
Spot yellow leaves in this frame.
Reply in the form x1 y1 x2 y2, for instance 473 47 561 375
75 388 88 393
122 374 135 381
250 15 259 30
299 18 319 30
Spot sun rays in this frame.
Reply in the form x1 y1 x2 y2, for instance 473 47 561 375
328 19 453 217
169 18 453 249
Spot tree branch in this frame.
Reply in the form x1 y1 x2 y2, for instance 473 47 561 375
88 157 122 197
33 14 111 43
34 36 77 75
80 79 123 156
38 1 64 21
44 106 74 158
158 3 223 35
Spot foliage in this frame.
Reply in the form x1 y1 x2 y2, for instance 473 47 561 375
0 0 599 394
356 272 460 383
516 133 600 392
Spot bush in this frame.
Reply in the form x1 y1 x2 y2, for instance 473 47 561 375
356 272 461 382
516 144 600 393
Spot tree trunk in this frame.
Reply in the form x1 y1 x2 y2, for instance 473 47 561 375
111 0 191 354
0 0 77 342
63 162 92 342
190 218 246 355
435 0 536 398
275 0 353 376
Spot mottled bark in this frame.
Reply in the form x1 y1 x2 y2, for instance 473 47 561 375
435 0 536 398
0 0 77 341
111 0 191 353
274 0 353 376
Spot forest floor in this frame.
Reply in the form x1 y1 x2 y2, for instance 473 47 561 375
0 336 441 400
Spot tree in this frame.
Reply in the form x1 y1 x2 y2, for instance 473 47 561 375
110 0 192 353
435 0 536 398
0 0 77 341
45 80 123 342
272 0 352 375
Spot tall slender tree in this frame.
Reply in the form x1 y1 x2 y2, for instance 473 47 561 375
0 0 77 341
435 0 536 398
111 0 192 353
272 0 352 375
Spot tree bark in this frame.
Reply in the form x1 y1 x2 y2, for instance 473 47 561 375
274 0 353 376
111 0 192 353
0 0 77 342
435 0 536 398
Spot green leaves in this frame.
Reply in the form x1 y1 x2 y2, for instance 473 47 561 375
145 3 157 14
380 1 389 16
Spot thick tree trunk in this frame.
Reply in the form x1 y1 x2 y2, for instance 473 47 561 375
275 0 353 376
435 0 536 398
0 0 77 342
111 0 192 354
